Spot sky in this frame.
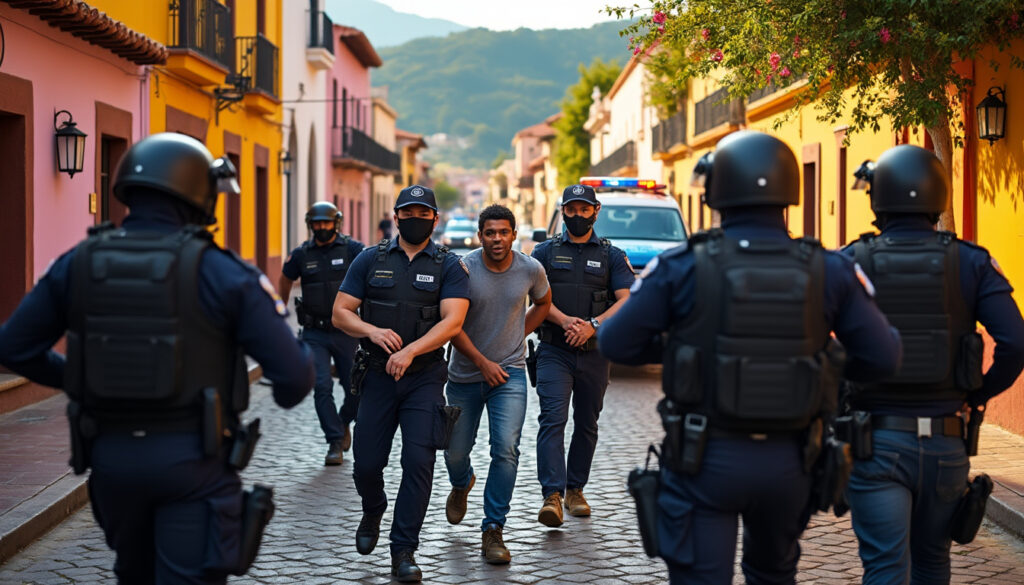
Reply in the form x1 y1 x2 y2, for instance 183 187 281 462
373 0 622 31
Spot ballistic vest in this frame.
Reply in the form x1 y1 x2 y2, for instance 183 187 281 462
538 235 612 351
851 231 980 403
360 240 448 362
663 229 832 432
298 236 351 319
64 225 248 429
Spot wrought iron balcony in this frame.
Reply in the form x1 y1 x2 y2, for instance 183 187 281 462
652 109 687 154
588 141 636 176
308 10 334 53
694 88 732 136
236 34 278 98
168 0 233 69
332 126 401 175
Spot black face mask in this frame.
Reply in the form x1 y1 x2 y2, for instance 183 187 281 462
397 217 434 245
563 213 596 237
313 228 336 243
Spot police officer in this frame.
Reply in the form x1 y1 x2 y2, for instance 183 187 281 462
530 184 635 526
842 145 1024 584
0 133 315 584
279 202 364 465
598 131 902 584
332 185 470 582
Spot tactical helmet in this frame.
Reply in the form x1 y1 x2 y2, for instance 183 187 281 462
869 145 949 214
113 133 239 225
305 201 343 231
702 131 800 210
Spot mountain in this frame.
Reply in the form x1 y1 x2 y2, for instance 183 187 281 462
325 0 469 48
372 21 631 169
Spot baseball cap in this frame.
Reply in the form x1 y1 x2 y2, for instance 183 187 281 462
561 184 598 206
395 184 438 211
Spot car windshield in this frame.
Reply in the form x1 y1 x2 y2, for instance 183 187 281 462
445 219 476 232
593 205 686 241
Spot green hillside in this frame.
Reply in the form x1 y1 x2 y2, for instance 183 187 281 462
372 22 631 169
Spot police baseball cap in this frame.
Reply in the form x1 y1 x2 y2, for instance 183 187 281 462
561 184 598 206
395 184 438 211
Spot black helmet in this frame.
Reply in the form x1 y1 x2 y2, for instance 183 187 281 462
703 131 799 210
869 145 948 214
113 133 239 225
305 201 342 231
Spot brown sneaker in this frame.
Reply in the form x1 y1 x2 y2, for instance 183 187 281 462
445 475 475 524
565 488 591 517
537 493 564 527
481 525 511 564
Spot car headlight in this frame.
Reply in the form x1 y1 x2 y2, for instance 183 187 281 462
463 237 472 247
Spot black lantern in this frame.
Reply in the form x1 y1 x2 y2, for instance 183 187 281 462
976 86 1006 145
54 110 87 178
281 150 293 176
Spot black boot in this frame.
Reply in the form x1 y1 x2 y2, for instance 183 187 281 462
324 440 343 466
355 512 382 555
391 549 422 582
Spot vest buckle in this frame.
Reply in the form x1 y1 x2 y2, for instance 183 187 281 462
917 417 932 438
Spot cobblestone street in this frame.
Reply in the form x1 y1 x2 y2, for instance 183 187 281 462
2 365 1024 584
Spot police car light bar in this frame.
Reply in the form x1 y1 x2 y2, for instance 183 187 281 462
580 177 665 191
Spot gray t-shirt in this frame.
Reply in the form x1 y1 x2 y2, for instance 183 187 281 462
448 249 550 383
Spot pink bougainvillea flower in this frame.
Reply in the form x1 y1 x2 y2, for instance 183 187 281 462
879 27 891 43
793 35 801 45
779 67 791 78
701 28 710 41
793 49 800 58
769 51 781 70
658 26 665 34
1010 13 1020 30
634 46 643 55
652 11 666 25
710 48 724 62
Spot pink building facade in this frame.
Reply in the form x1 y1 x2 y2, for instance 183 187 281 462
0 4 162 324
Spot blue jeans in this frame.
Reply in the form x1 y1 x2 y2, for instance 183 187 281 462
535 343 610 497
303 327 359 443
444 367 528 530
846 429 970 585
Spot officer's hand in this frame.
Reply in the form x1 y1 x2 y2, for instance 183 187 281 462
386 348 415 381
369 327 403 354
479 359 510 387
562 317 585 331
565 321 596 347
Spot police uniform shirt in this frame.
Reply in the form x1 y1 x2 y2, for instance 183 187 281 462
598 207 902 383
339 238 471 306
0 206 314 408
530 232 637 303
281 236 366 282
841 215 1024 408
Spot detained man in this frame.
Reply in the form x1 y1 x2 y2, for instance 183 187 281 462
443 204 552 564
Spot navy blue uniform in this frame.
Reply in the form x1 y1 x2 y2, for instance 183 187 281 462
282 236 365 443
598 207 901 584
0 200 314 584
339 238 469 553
840 216 1024 584
531 234 635 499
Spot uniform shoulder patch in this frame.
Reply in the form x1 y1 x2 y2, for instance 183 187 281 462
991 256 1006 278
459 257 470 274
853 262 876 298
258 274 288 316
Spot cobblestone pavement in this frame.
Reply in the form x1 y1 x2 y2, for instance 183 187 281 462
2 365 1024 584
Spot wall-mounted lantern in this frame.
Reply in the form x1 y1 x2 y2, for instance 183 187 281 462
977 86 1006 145
281 150 293 176
54 110 86 178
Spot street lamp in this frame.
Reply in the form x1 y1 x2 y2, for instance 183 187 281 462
281 150 293 176
54 110 86 178
977 86 1007 145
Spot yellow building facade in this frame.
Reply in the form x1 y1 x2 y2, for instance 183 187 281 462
104 0 285 278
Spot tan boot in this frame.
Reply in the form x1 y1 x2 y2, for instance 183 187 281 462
537 492 564 527
565 488 591 517
481 525 511 564
445 475 475 524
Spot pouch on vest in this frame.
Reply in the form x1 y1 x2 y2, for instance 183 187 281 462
956 332 984 392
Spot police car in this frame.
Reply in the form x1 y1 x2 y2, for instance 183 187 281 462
534 177 688 273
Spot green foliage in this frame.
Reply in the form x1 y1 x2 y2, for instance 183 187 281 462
491 150 511 169
552 59 622 188
433 179 460 211
373 22 630 169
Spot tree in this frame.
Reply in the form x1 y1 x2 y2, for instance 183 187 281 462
552 58 622 189
610 1 1024 231
491 150 511 169
434 179 460 211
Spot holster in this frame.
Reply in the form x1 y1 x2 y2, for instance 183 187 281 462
802 418 824 474
228 418 261 471
835 411 873 460
526 339 538 387
350 349 369 396
950 473 993 544
66 401 95 475
232 484 275 576
964 404 985 457
808 436 853 517
627 445 662 558
436 405 463 450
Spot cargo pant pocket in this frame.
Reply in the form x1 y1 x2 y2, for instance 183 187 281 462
657 495 695 566
936 456 970 503
202 492 243 573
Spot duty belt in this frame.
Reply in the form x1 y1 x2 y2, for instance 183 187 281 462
872 415 963 438
537 324 598 352
365 347 445 375
301 314 334 330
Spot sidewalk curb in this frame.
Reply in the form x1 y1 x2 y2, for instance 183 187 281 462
0 364 263 564
986 481 1024 538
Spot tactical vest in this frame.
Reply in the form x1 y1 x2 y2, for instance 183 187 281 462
299 236 351 319
663 230 832 432
851 231 981 403
538 235 612 351
360 240 448 363
63 225 247 430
